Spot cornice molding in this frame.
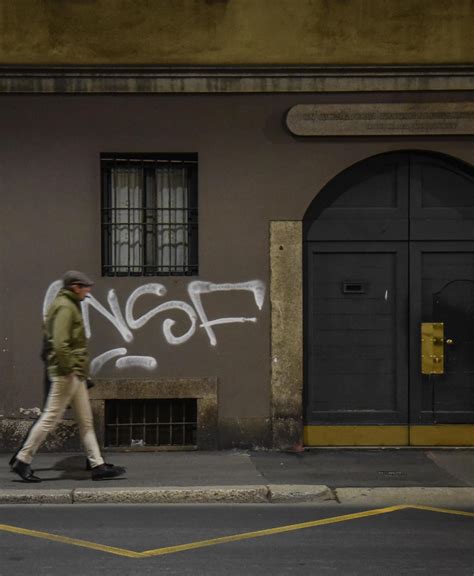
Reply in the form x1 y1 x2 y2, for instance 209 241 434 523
0 65 473 93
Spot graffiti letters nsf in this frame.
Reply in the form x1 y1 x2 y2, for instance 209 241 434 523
43 280 266 375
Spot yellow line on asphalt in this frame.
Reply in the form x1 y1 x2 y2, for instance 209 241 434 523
139 505 409 557
407 505 474 518
0 504 472 559
0 524 142 558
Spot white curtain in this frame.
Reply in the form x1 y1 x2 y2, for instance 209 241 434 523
111 167 143 273
110 163 189 273
154 165 189 272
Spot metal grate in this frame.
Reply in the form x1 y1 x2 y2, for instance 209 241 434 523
105 399 197 447
101 154 198 276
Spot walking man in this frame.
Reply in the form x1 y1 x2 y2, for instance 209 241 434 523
11 271 125 482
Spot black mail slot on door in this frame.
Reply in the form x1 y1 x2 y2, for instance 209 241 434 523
342 281 366 294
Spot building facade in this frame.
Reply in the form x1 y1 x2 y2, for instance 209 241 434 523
0 1 473 451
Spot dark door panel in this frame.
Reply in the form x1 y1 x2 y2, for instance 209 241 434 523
410 243 474 424
305 153 409 242
410 154 474 240
305 242 409 424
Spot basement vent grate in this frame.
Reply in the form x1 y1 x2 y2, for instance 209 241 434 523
104 399 197 447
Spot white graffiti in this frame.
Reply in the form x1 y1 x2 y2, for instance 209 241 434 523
125 283 197 345
83 291 133 342
188 281 265 346
89 348 127 375
43 279 265 374
115 356 158 370
43 280 63 319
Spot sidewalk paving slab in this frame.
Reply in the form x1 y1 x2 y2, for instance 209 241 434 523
250 449 473 487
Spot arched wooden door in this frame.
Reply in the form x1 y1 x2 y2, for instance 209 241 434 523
304 151 474 445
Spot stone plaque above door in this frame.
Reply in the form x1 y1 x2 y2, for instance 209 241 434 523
286 103 474 136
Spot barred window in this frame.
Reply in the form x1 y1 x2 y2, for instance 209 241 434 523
101 154 198 276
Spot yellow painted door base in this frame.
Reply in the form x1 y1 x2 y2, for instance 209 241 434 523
409 425 474 446
304 425 474 446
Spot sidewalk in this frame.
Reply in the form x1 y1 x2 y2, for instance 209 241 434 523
1 449 473 506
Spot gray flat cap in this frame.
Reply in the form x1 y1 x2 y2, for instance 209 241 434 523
62 270 94 287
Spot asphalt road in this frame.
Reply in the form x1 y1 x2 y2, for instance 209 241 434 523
0 504 473 575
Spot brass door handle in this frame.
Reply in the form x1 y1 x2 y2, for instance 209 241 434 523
445 338 454 345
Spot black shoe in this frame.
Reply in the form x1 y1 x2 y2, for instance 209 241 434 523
91 463 126 481
12 459 42 483
9 451 19 469
85 460 114 471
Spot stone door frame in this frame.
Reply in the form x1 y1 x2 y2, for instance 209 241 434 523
270 221 303 449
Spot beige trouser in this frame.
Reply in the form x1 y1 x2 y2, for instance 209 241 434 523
17 374 104 468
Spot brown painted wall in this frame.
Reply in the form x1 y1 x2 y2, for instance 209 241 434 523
0 0 473 65
0 92 473 446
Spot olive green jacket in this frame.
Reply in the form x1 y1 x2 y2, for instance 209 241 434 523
44 289 90 379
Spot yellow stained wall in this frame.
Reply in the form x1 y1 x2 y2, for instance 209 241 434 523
0 0 472 66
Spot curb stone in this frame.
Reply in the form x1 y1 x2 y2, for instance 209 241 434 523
0 486 472 506
0 489 72 504
335 487 474 507
72 485 270 504
268 484 335 503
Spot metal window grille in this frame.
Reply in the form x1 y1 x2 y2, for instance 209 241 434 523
104 399 197 447
101 154 198 276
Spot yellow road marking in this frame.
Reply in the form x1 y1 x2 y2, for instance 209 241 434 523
0 504 472 559
407 505 474 518
0 524 141 558
140 504 408 557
